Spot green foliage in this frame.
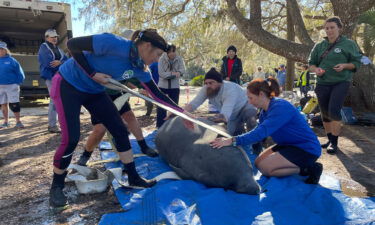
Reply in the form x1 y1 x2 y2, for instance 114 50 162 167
190 75 205 86
185 64 205 79
359 9 375 45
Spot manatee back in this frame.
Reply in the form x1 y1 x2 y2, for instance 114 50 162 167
156 117 260 195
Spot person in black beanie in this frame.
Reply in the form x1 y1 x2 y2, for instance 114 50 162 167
220 45 243 84
184 68 261 153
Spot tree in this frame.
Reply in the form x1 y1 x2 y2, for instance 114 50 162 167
225 0 375 111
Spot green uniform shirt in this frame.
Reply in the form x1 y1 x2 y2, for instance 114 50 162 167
308 36 361 85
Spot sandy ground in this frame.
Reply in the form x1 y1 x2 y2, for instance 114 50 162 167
0 86 374 224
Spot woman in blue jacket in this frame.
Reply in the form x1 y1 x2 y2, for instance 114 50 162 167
211 78 323 184
38 29 68 133
0 41 25 128
49 29 186 209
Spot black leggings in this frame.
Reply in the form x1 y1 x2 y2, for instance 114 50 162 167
315 81 350 122
50 74 131 169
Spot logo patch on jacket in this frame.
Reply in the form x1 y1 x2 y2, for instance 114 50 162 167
334 48 342 53
122 70 134 79
4 61 10 65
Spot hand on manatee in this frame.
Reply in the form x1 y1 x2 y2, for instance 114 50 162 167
207 114 227 123
210 137 233 149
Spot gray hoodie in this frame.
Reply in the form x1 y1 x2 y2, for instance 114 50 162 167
158 52 186 89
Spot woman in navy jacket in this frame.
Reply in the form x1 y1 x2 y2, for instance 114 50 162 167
38 29 68 133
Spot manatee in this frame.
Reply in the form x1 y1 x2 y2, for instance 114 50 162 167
155 117 260 195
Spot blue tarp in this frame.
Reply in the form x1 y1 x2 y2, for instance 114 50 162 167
99 131 375 225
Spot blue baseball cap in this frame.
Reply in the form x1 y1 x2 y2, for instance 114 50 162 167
0 41 7 49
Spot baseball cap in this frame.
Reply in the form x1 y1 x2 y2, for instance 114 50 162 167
0 41 7 49
122 29 135 39
280 64 285 68
45 29 59 37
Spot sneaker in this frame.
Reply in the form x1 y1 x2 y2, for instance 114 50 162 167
77 154 91 166
48 126 61 133
0 122 9 129
128 176 157 188
15 122 25 129
141 147 159 157
327 144 339 154
320 141 330 148
305 162 323 184
49 186 68 208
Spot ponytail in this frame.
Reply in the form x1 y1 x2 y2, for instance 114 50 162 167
247 77 280 98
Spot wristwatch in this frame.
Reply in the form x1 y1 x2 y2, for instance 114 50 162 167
232 137 237 147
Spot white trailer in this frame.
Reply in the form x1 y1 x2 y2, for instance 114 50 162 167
0 0 72 99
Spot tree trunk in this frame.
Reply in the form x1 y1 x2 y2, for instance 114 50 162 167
345 64 375 112
286 0 295 91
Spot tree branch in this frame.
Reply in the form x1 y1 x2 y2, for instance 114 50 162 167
225 0 312 62
156 0 191 20
287 0 314 45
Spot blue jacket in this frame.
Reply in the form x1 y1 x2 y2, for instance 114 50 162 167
149 62 159 84
0 55 25 85
38 42 68 80
236 98 321 156
59 33 153 94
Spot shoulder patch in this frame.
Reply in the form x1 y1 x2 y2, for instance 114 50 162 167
122 70 134 80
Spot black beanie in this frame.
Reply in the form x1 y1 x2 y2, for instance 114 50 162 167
204 68 223 83
227 45 237 53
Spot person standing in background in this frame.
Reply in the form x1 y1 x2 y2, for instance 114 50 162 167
308 16 361 154
296 65 310 97
0 41 25 129
157 44 186 128
253 66 266 80
38 29 68 133
220 45 243 84
276 64 286 91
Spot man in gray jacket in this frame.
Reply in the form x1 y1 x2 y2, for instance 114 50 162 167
157 44 186 128
184 68 258 136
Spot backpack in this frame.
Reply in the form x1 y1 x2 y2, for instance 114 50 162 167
302 97 318 114
300 95 312 109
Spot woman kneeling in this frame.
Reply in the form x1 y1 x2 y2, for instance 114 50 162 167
211 78 323 184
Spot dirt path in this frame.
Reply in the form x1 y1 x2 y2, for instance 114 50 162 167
0 95 374 224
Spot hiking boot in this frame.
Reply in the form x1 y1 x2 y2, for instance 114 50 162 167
49 186 68 208
77 154 91 166
327 144 339 154
141 147 159 157
48 126 61 133
15 122 25 129
0 122 9 129
304 162 323 184
128 176 157 188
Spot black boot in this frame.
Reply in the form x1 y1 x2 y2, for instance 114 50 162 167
49 172 68 208
138 139 158 157
304 162 323 184
321 133 332 148
124 162 156 188
327 135 339 154
77 149 92 166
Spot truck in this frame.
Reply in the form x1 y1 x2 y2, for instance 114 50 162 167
0 0 72 99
